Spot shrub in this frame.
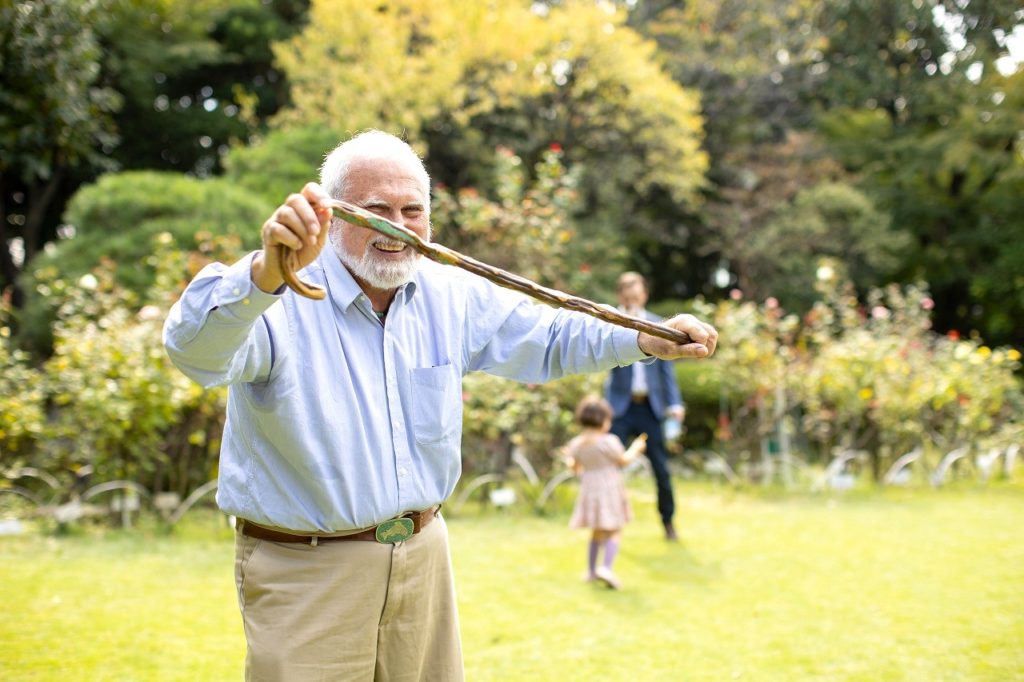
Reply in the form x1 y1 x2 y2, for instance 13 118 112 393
17 172 272 356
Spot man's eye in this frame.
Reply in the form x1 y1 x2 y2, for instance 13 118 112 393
403 207 423 216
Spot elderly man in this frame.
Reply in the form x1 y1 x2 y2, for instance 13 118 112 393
164 130 717 681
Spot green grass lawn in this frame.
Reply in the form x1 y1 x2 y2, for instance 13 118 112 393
2 483 1023 681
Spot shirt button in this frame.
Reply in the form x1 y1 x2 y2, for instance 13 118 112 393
242 298 250 306
399 467 408 477
232 287 241 296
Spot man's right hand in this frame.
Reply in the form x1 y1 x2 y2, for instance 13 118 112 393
251 183 333 294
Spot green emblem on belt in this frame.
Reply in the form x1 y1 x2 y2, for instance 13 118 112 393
375 518 414 544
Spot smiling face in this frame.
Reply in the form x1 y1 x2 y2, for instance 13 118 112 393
330 155 431 294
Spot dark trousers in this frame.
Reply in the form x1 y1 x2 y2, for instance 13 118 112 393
611 399 675 525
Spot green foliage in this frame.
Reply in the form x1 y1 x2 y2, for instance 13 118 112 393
94 0 307 174
60 171 268 252
0 0 120 177
811 4 1024 347
444 147 620 476
0 300 45 462
222 125 345 206
1 234 236 494
461 372 603 480
0 0 121 273
1 0 309 299
812 0 1019 121
623 0 825 299
630 0 822 154
705 263 1023 477
40 264 190 481
746 181 909 311
797 273 1023 460
274 0 708 288
433 146 623 298
15 171 269 355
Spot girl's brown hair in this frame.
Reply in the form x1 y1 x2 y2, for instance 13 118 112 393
575 395 612 428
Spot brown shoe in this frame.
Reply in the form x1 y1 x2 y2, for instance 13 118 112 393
664 522 678 541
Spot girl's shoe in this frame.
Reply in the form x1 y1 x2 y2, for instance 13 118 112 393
594 566 621 590
582 571 597 583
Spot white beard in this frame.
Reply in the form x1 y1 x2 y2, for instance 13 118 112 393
331 229 423 290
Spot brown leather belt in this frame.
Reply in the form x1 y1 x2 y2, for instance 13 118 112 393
631 394 649 404
238 507 438 545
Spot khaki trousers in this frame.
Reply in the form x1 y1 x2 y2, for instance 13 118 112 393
234 514 463 681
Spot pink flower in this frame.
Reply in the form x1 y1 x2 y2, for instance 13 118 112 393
871 306 890 320
549 142 562 153
921 297 934 310
947 330 960 341
765 297 779 309
729 288 742 300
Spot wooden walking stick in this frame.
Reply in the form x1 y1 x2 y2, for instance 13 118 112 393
278 198 692 345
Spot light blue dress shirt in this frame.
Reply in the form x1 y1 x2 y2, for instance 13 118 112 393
163 250 647 532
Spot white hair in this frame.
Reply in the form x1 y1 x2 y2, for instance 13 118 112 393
319 130 431 210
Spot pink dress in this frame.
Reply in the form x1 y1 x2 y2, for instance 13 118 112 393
567 433 633 531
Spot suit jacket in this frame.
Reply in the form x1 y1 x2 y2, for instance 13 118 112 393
605 310 683 420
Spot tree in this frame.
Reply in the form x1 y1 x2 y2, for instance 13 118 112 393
812 0 1019 124
0 0 121 301
15 170 270 355
273 0 708 293
2 0 310 311
746 181 909 310
95 0 309 174
813 1 1024 345
623 0 826 300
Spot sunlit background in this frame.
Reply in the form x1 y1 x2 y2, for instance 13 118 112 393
1 1 1022 679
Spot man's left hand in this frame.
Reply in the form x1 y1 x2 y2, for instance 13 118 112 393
638 314 718 360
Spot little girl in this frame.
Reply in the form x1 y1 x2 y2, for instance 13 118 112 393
563 395 647 589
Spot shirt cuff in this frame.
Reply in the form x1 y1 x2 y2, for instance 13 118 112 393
211 252 284 320
611 327 652 366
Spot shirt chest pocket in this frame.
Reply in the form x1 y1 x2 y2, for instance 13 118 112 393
409 364 462 444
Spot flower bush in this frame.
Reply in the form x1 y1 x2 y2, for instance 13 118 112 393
1 233 238 499
432 145 624 298
0 296 45 463
703 259 1023 480
460 370 604 480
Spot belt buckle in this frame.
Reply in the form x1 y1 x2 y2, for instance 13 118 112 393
375 517 414 544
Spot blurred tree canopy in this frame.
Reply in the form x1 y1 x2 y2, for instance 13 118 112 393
1 0 308 301
274 0 707 297
2 0 1023 353
808 0 1024 345
625 0 1024 346
2 0 1022 504
0 0 120 299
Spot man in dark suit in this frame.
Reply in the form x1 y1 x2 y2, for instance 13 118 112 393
605 272 685 540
